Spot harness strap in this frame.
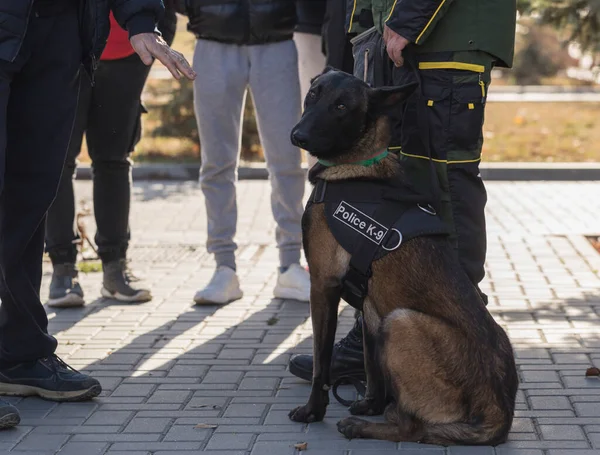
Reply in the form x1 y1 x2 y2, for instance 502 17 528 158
341 197 404 310
311 179 433 206
403 48 443 214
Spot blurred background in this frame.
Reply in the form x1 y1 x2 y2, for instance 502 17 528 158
79 1 600 166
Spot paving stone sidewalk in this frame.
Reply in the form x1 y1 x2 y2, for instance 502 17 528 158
2 180 599 455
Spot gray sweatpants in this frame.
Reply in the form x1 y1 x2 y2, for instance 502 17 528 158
193 39 305 270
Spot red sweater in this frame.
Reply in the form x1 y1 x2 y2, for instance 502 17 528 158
101 13 136 61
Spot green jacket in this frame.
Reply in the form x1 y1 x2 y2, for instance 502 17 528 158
347 0 517 68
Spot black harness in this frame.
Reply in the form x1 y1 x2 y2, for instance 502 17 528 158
306 176 449 311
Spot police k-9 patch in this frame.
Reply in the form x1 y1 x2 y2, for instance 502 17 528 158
333 201 388 245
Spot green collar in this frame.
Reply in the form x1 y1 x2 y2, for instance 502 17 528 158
318 150 389 168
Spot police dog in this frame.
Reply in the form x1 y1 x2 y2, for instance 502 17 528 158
288 68 518 446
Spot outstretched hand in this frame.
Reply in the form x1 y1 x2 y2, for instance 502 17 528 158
382 26 410 68
130 33 196 80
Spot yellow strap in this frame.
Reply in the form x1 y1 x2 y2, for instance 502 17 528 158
400 151 481 164
479 80 486 98
415 0 448 44
347 0 358 32
385 0 399 22
427 100 434 107
468 103 474 110
418 61 485 73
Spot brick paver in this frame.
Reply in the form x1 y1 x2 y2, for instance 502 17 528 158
2 180 599 455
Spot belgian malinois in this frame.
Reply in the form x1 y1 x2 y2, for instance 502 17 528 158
288 68 518 445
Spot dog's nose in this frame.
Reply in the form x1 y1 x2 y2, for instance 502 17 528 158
291 129 308 149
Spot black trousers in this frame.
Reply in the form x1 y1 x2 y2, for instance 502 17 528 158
45 55 151 264
352 29 492 302
0 3 81 365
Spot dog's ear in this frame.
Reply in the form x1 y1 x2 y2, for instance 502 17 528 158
310 66 336 85
369 82 419 111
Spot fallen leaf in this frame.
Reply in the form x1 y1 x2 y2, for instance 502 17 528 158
585 367 600 377
190 404 222 410
294 442 308 451
267 317 279 326
194 423 218 429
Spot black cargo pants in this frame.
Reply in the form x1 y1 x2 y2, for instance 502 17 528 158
352 28 494 302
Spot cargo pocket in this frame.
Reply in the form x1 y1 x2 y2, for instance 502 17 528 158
418 82 452 161
350 27 379 85
449 81 486 153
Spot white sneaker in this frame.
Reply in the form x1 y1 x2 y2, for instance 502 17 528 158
194 266 243 305
273 263 310 302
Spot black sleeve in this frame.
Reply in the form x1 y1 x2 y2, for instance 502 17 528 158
110 0 165 38
386 0 454 45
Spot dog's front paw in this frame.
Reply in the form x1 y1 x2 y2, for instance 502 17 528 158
349 398 386 416
337 416 368 440
289 404 326 423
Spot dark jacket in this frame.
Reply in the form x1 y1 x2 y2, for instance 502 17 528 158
347 0 516 68
296 0 326 35
176 0 296 45
385 0 517 68
0 0 164 74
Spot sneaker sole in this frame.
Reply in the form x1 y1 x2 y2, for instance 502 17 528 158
194 291 243 306
0 412 20 429
0 382 102 402
47 293 85 308
273 286 309 302
101 287 152 303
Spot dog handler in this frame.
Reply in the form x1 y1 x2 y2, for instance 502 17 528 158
289 0 517 382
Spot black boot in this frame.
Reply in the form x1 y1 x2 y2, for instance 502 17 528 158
289 316 365 382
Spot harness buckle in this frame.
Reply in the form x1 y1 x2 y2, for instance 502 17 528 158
381 228 403 251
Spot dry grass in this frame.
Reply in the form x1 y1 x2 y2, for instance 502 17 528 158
482 102 600 162
78 101 600 164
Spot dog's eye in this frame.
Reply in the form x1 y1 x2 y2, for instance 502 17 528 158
336 104 346 111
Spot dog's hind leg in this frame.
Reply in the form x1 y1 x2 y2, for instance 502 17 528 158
349 301 386 416
380 309 509 445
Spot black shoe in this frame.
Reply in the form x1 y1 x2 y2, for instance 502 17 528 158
0 355 101 402
289 316 365 382
0 398 20 429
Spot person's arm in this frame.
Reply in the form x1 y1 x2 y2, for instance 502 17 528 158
385 0 454 45
110 0 195 80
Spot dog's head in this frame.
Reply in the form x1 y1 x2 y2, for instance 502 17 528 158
291 67 417 164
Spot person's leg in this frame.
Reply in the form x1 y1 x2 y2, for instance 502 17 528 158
0 2 100 401
0 24 22 432
294 32 327 170
248 40 309 301
85 55 152 303
394 52 493 302
44 71 92 308
294 32 327 101
192 39 248 305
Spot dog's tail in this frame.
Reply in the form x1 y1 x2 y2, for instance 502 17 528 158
419 409 512 446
